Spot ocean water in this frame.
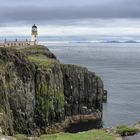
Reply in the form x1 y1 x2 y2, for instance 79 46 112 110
45 42 140 127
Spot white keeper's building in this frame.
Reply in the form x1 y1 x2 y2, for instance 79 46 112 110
0 24 38 47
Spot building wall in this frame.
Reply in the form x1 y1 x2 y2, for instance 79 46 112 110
2 41 37 47
0 43 4 47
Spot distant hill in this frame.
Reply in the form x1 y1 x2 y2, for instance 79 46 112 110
100 40 140 43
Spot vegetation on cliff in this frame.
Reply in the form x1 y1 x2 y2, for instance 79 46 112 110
0 45 105 136
116 125 139 136
28 55 58 69
38 130 115 140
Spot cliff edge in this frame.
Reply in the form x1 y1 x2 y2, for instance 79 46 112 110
0 45 105 135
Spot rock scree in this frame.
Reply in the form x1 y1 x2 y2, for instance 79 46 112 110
0 45 106 135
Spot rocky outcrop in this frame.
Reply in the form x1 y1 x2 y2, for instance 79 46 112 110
45 110 102 134
61 64 103 116
0 48 36 135
0 46 105 135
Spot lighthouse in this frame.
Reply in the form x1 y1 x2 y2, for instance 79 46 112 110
31 24 38 44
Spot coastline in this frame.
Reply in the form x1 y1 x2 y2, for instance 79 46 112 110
45 110 102 134
0 45 105 136
0 45 139 140
0 121 140 140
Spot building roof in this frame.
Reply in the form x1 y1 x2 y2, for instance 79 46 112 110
32 24 37 28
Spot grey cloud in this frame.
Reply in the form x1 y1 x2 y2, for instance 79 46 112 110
0 0 140 26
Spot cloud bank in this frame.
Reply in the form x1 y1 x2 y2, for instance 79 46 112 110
0 0 140 40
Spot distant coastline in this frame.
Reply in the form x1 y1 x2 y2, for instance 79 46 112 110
1 36 140 44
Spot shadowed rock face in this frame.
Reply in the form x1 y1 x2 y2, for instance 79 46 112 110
0 46 105 135
61 64 103 116
0 48 36 135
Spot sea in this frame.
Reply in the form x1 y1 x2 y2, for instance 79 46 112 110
1 36 140 128
45 42 140 128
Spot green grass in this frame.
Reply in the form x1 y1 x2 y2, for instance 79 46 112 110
20 45 45 54
116 125 139 136
28 55 58 70
38 130 115 140
0 59 7 71
14 134 29 140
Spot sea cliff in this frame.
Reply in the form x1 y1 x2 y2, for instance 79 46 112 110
0 45 105 135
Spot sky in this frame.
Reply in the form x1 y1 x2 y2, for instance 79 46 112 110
1 0 140 41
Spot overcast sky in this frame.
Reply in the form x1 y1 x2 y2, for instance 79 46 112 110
1 0 140 40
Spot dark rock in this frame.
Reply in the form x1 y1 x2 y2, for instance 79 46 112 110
103 90 107 102
61 64 104 116
0 46 106 135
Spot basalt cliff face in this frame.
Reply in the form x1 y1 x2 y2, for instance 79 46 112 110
0 46 105 135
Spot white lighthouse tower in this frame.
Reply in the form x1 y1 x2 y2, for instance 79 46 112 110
31 24 38 45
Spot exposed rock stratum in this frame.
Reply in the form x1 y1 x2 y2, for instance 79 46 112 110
0 46 105 135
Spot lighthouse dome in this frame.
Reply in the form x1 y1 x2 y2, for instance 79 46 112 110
32 24 37 28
